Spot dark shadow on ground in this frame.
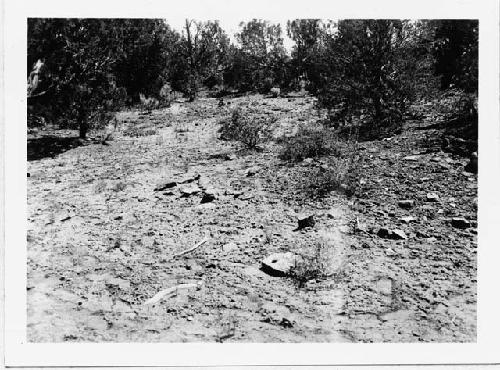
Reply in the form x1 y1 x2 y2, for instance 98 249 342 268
27 136 83 161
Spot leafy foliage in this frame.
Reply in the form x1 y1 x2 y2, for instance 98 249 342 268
313 20 422 138
224 19 289 93
432 20 478 93
27 18 477 146
279 127 341 162
219 106 274 148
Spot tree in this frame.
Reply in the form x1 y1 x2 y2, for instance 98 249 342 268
232 19 288 92
432 20 478 92
431 20 478 143
287 19 325 91
28 19 127 138
169 20 230 100
315 20 419 138
113 19 179 103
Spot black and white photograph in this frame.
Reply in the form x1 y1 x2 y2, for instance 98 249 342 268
24 16 479 343
3 0 500 366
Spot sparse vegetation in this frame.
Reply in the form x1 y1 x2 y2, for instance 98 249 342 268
111 181 127 192
289 237 333 288
278 126 342 162
305 156 359 198
122 126 158 137
219 106 274 149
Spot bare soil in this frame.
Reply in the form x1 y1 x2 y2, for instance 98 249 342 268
27 95 476 342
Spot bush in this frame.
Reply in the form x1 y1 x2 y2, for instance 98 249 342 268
270 87 281 98
219 106 273 148
158 83 173 107
289 234 344 288
279 127 342 162
314 20 417 140
139 93 159 113
305 156 360 198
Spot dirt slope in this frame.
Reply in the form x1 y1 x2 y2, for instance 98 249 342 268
27 95 476 342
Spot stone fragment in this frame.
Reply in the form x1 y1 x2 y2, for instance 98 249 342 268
154 181 177 191
179 184 201 197
464 152 478 173
416 230 430 239
400 216 416 224
178 172 201 184
378 228 407 240
246 166 260 177
451 217 471 229
200 188 218 203
377 227 391 239
398 200 415 209
426 193 440 202
261 252 297 277
391 229 407 240
297 214 315 230
403 155 420 161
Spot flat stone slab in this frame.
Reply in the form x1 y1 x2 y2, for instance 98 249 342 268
261 252 297 277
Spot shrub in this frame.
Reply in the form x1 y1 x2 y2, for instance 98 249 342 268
314 20 418 140
219 106 273 149
305 155 360 198
270 87 281 98
279 127 342 162
139 93 159 113
289 235 337 288
290 230 348 289
158 83 173 108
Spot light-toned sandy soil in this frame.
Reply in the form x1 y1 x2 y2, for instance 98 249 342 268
27 95 476 342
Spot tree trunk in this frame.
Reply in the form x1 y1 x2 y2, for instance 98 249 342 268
79 121 88 139
78 109 88 139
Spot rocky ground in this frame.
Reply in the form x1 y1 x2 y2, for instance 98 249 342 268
27 95 476 342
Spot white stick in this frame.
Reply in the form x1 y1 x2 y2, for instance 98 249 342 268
143 283 199 305
173 237 209 258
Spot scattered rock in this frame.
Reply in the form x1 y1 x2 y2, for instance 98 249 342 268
178 172 201 184
200 188 218 203
377 227 391 239
451 217 471 229
400 216 416 224
391 229 407 240
403 155 420 161
426 193 440 202
261 252 297 277
464 152 478 173
239 193 253 201
378 228 407 240
416 230 430 238
56 211 72 222
297 214 315 230
398 200 415 209
179 184 201 197
154 181 177 191
246 166 260 177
